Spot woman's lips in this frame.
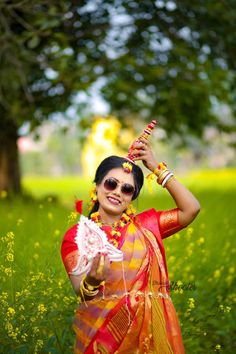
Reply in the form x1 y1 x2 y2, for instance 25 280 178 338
107 196 121 205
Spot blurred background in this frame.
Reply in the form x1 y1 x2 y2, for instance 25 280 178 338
0 0 235 198
0 1 235 353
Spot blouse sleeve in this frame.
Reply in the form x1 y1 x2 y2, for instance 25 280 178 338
156 208 184 239
61 224 79 275
137 207 184 240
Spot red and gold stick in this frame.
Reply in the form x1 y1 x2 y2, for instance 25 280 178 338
126 120 157 162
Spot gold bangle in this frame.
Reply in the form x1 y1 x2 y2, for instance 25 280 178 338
153 162 168 177
153 167 161 177
84 278 101 291
157 169 169 182
158 170 170 184
161 173 174 187
80 277 99 297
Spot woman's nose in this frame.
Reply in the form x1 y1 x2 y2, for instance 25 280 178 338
113 185 122 195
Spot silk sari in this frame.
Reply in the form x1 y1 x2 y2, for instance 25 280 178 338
61 208 185 354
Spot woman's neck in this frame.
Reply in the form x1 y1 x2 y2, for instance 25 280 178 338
98 208 122 226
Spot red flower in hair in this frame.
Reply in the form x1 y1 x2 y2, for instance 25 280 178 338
75 199 83 214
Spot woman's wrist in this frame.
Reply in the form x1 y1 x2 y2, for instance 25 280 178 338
81 277 99 295
152 162 175 187
85 274 103 288
78 275 103 302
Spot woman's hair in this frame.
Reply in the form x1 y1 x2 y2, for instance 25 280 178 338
89 155 144 217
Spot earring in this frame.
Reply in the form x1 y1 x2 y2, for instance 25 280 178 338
126 203 136 216
88 187 98 211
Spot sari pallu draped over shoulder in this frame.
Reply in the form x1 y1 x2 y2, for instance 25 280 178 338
72 209 185 354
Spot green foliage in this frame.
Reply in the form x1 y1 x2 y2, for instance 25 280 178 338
0 197 76 353
0 1 236 138
0 170 235 353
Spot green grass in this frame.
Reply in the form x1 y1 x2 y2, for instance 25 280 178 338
0 169 235 353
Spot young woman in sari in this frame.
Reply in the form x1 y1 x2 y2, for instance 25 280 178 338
61 136 200 354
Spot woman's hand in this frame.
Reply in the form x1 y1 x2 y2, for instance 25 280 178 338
86 252 110 286
132 137 158 172
69 252 110 296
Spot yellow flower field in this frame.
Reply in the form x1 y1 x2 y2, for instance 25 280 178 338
0 169 235 353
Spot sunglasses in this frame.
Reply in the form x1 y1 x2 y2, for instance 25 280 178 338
103 178 135 196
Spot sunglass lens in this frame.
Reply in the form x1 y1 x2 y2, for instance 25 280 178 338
122 184 135 195
104 178 117 191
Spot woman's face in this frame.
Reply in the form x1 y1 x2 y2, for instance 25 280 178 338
96 167 135 217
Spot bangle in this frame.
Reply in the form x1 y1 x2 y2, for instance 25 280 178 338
162 173 174 187
80 277 99 297
153 162 168 177
158 170 170 184
84 278 101 291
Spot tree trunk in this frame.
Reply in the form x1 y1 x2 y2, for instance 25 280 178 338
0 119 21 194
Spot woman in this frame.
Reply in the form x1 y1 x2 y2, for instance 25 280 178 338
61 137 200 354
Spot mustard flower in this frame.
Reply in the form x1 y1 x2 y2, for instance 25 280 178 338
197 237 205 245
215 344 221 351
0 292 8 300
186 227 193 239
214 269 221 278
48 212 53 220
33 326 40 335
54 229 60 236
188 298 195 309
16 218 23 226
68 211 77 222
35 339 44 353
6 253 14 262
7 307 16 317
37 303 47 314
21 333 28 342
229 266 235 274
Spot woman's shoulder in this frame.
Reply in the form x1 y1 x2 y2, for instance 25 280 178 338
61 223 79 273
137 208 183 239
63 223 78 242
61 223 78 256
135 208 160 231
136 208 160 220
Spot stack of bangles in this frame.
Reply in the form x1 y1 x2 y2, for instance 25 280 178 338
152 162 174 187
79 275 102 300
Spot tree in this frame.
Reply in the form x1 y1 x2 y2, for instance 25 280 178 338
101 0 236 137
0 0 110 192
0 0 236 193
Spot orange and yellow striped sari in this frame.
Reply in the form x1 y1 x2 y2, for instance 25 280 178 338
61 208 185 354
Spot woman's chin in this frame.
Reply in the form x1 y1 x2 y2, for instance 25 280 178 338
102 204 124 216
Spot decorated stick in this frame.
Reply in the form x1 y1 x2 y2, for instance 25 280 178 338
126 120 157 162
138 119 157 141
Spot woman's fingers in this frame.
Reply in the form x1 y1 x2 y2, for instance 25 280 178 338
89 253 101 275
132 139 148 150
104 254 110 276
86 252 109 285
132 146 149 159
96 254 105 276
132 140 158 171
